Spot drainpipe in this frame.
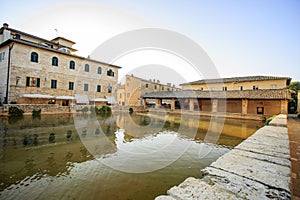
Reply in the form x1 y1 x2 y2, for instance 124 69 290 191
5 43 14 104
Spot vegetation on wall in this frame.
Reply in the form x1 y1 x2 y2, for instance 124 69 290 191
32 109 41 116
9 106 24 116
264 115 276 126
89 106 112 116
81 106 89 114
97 106 112 116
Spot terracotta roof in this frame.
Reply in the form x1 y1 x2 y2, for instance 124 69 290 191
143 89 293 100
180 76 292 85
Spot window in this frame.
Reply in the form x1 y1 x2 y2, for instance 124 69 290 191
13 34 21 39
97 85 101 92
108 85 112 93
51 80 57 89
239 86 243 91
107 69 114 77
154 85 157 90
222 86 227 91
30 52 38 63
145 83 149 88
84 84 89 91
52 57 58 66
85 64 89 72
69 61 75 69
0 52 5 62
271 84 277 89
162 86 164 91
253 85 259 90
97 67 102 74
26 77 40 87
69 82 74 90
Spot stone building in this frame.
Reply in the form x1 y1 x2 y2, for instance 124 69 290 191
143 76 293 118
180 76 291 91
0 23 120 106
117 74 180 107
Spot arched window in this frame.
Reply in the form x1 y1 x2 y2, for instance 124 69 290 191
69 60 75 69
85 64 89 72
52 57 58 66
97 67 102 74
30 52 38 63
107 69 114 77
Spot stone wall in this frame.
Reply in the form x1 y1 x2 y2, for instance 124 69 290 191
4 104 71 114
7 42 119 103
183 79 288 91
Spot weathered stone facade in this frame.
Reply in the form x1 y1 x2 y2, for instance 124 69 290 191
0 24 120 105
118 75 180 107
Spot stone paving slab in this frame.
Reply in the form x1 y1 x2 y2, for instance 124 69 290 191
155 115 291 200
160 177 239 200
269 114 287 127
204 167 291 199
208 151 290 192
230 149 290 167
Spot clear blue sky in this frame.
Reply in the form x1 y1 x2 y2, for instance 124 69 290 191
1 0 300 82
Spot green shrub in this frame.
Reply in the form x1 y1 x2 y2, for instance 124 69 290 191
81 106 89 114
32 109 41 116
264 115 276 126
90 106 97 115
97 106 112 116
9 106 24 116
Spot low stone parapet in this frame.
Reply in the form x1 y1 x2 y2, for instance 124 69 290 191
2 104 71 115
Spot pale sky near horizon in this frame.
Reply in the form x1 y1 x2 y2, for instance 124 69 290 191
1 0 299 86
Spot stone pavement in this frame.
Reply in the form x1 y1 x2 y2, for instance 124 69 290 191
156 114 291 200
288 114 300 200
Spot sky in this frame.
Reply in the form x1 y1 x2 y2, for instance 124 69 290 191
1 0 299 85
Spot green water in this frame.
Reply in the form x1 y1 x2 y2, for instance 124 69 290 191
0 113 263 200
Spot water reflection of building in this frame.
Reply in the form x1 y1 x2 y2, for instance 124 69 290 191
0 23 120 105
0 114 118 190
143 76 293 119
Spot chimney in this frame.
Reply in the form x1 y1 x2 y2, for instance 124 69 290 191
3 23 9 29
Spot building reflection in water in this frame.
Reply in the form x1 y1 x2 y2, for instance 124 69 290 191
0 113 262 199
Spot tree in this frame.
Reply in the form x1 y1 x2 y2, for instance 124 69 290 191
288 81 300 113
288 81 300 92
